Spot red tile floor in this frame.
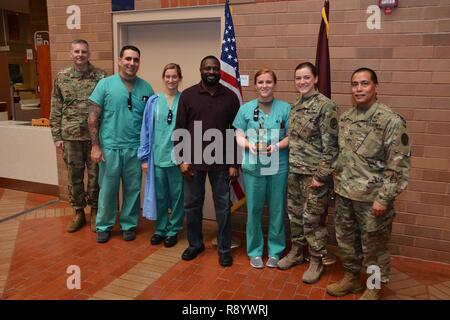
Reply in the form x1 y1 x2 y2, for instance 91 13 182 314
1 187 450 300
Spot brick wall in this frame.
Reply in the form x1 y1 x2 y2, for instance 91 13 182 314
46 0 450 263
47 0 114 78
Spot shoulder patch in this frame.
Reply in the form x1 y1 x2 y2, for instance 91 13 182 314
330 118 338 129
401 133 409 146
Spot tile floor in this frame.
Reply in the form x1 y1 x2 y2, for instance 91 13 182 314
1 187 450 300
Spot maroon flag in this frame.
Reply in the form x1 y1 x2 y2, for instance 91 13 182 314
315 0 331 98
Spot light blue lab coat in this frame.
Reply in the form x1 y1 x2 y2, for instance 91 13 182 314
138 94 158 220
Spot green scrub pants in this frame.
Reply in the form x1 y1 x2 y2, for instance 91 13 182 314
154 166 184 237
96 148 142 232
243 171 287 258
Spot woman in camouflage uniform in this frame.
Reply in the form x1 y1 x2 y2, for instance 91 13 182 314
279 62 338 284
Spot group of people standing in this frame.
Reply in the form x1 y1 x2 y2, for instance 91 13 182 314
50 39 411 300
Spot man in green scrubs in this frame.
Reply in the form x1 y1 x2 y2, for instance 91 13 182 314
88 45 154 243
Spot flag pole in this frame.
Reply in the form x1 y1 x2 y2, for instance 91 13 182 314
212 0 245 249
315 0 331 98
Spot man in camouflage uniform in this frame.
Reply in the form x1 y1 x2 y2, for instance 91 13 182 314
326 68 410 300
50 39 106 233
279 62 339 284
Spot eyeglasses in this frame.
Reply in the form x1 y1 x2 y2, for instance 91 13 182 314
167 109 173 124
253 107 259 122
127 92 132 111
254 106 265 129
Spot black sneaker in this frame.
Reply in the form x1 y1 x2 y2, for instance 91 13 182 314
96 231 111 243
122 229 136 241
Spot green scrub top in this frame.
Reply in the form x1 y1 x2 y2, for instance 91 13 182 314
153 92 180 167
233 98 290 176
89 74 154 149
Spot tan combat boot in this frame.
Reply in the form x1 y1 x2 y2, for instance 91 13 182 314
67 209 86 233
302 256 324 284
359 288 381 300
277 243 305 270
90 208 97 233
326 272 364 297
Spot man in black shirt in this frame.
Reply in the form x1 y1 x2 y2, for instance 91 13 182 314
174 55 240 267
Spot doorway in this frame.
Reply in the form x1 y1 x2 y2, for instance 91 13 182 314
127 20 220 93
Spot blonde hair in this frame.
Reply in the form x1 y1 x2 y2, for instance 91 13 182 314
162 63 183 79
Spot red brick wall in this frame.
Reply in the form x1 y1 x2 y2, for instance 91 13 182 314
47 0 450 263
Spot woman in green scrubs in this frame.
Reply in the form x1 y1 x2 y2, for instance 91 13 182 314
232 68 290 269
139 63 184 248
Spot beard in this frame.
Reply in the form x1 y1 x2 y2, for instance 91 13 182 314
201 73 220 86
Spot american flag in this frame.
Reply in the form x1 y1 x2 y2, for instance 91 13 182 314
220 0 245 211
220 0 243 105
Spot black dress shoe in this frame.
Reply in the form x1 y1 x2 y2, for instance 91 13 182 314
150 234 166 245
164 235 178 248
181 244 205 261
219 252 233 267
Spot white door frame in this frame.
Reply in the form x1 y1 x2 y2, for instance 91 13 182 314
112 5 224 74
